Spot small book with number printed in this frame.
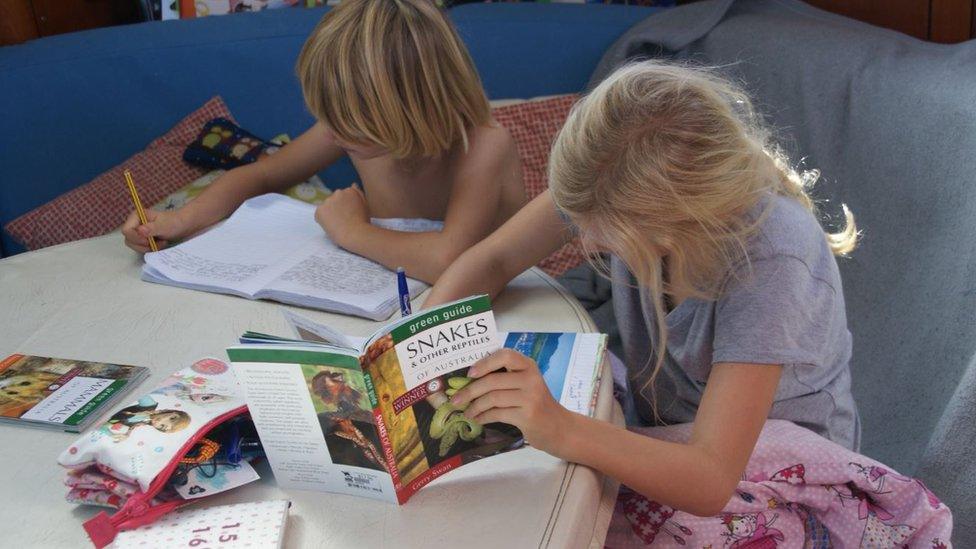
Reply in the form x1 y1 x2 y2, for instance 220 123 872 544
112 500 290 548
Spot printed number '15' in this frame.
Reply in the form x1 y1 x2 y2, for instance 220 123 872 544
189 522 241 546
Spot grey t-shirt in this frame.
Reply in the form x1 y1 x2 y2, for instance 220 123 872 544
611 194 860 450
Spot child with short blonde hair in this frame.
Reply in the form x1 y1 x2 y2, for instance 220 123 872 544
297 0 491 160
123 0 525 283
427 61 951 544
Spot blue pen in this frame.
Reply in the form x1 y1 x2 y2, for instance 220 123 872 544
227 419 242 464
396 266 412 317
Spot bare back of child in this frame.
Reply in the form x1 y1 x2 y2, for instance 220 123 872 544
342 126 524 225
315 121 525 284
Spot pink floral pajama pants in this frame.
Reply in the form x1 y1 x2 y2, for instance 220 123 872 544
605 420 953 548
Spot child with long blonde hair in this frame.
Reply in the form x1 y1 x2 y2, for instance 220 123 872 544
123 0 524 283
426 61 952 544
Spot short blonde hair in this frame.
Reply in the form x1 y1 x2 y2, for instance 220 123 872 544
296 0 491 159
549 61 857 408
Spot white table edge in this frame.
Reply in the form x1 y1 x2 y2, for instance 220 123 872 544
523 268 623 549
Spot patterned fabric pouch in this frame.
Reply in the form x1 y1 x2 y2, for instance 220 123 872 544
156 134 331 213
58 358 250 548
182 118 278 170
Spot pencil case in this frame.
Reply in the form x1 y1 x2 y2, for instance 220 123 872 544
183 118 278 169
57 358 257 548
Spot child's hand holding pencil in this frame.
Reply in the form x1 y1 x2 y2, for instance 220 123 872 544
120 170 185 253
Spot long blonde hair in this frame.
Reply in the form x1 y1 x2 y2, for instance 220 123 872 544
296 0 490 159
549 61 857 407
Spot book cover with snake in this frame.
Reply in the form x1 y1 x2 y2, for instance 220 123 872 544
361 296 521 503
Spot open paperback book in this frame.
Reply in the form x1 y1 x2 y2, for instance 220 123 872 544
227 296 607 504
142 193 439 320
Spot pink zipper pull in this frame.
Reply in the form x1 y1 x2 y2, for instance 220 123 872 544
82 510 118 549
115 499 183 531
83 493 157 548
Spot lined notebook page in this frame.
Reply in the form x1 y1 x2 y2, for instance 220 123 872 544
113 500 290 549
142 194 432 318
263 215 442 306
145 194 321 296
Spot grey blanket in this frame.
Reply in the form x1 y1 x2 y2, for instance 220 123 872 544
568 0 976 544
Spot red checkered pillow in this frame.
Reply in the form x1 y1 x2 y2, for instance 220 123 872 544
492 94 585 277
5 97 234 251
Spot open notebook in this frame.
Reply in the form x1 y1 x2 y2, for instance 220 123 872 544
142 194 440 320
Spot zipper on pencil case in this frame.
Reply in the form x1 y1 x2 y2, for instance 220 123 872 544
82 405 250 548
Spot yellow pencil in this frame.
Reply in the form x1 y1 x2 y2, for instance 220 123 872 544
124 170 158 252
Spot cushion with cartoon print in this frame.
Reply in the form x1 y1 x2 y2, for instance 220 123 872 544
183 118 278 170
58 358 245 493
155 134 331 213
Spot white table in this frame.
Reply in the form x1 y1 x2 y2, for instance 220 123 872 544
0 234 621 548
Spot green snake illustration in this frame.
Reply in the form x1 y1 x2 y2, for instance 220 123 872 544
429 376 483 456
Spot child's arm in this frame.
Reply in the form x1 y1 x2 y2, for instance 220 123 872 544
122 122 344 252
422 189 572 302
451 351 782 517
317 129 557 284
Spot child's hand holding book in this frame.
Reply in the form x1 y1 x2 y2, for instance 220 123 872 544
450 348 577 456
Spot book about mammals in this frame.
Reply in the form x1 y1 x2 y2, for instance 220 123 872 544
0 354 149 432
